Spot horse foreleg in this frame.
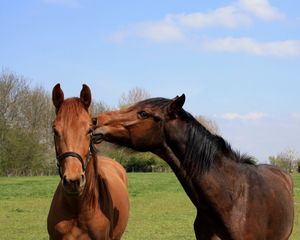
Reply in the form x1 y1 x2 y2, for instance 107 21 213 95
194 229 220 240
194 215 221 240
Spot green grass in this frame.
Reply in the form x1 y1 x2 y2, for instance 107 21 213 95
124 173 195 239
0 173 299 239
0 176 56 240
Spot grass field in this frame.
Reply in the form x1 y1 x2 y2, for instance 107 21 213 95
0 173 299 239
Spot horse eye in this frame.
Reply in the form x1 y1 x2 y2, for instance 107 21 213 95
53 128 59 137
138 111 149 119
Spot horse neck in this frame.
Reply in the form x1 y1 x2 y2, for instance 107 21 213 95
154 144 201 206
154 119 227 206
162 117 221 170
79 155 99 208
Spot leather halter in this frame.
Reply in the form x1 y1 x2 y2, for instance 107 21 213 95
55 140 98 178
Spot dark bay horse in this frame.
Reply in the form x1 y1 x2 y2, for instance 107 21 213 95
47 84 129 240
92 94 294 240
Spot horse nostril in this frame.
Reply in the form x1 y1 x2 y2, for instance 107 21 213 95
62 174 85 194
62 175 68 187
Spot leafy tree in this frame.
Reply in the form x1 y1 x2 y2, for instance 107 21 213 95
269 149 299 173
0 70 55 176
0 71 224 175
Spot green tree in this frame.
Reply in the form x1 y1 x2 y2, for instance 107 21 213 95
0 70 55 176
269 149 299 173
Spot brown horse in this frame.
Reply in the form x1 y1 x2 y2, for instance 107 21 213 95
47 84 129 240
92 94 294 240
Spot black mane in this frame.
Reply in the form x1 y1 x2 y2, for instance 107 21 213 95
134 97 171 109
135 97 255 175
181 110 255 175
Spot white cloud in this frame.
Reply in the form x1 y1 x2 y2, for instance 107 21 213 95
174 5 252 28
238 0 284 20
110 0 285 43
110 3 252 43
219 112 266 121
110 17 184 43
134 19 185 43
108 1 300 58
202 37 300 57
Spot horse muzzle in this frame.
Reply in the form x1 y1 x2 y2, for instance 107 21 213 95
92 129 105 144
62 173 86 196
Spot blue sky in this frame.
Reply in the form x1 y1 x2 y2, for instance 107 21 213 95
1 0 300 162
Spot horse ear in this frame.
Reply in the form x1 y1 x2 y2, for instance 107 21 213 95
52 83 64 113
80 84 92 110
168 94 185 113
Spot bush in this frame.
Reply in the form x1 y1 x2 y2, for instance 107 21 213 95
0 126 54 176
102 146 170 172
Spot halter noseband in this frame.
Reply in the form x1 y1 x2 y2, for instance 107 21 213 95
55 140 98 178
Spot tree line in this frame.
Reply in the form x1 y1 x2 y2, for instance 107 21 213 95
0 71 58 175
0 70 169 176
269 149 300 173
1 70 298 176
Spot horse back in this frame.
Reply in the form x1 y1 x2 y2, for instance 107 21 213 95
258 164 293 193
250 164 294 239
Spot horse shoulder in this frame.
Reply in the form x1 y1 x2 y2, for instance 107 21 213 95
95 155 130 239
96 155 128 186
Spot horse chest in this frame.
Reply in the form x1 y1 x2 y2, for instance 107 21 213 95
53 210 111 240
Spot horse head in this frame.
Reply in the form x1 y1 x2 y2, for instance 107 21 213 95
52 83 93 195
92 94 186 153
